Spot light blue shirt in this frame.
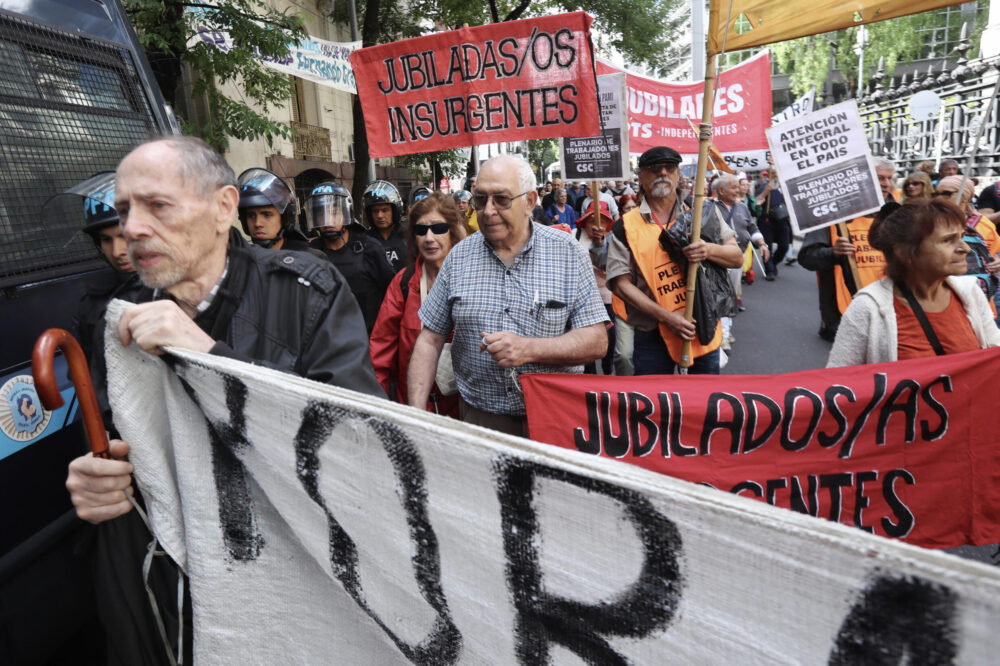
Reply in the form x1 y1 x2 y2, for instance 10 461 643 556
419 223 608 415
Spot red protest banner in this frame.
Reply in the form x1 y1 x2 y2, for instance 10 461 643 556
596 52 771 157
522 348 1000 549
350 12 600 158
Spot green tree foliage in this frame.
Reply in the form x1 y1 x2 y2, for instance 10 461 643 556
125 0 306 149
769 2 990 100
395 149 468 184
526 138 560 180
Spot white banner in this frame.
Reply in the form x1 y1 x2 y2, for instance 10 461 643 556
766 100 883 234
105 300 1000 664
186 10 359 94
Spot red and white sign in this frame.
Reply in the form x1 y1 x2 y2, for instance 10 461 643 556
523 348 1000 549
351 12 600 158
596 51 772 158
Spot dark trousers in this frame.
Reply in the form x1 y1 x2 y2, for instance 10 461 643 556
584 305 616 375
632 327 721 375
761 217 791 276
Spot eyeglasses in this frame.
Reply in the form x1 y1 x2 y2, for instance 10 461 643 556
471 191 531 211
933 191 957 198
904 181 922 187
414 222 450 236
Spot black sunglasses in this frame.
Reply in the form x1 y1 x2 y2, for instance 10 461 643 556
414 222 450 236
933 191 957 198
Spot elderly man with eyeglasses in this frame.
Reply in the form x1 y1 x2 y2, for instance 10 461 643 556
407 154 608 436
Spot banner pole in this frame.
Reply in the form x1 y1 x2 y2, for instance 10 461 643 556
680 54 718 369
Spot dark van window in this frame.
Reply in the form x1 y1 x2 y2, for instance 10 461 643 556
0 10 160 288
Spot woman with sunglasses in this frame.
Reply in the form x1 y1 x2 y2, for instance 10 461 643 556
828 199 1000 367
900 172 932 203
370 192 466 417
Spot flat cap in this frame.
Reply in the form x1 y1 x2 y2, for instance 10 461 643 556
637 146 682 168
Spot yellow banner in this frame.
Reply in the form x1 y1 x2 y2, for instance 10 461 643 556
708 0 967 56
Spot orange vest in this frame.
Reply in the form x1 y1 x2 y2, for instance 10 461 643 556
623 209 722 361
830 217 885 314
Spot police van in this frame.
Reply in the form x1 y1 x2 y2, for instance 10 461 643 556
0 0 172 659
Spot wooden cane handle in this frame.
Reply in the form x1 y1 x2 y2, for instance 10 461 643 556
32 328 109 458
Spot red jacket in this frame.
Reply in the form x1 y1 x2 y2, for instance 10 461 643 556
369 258 459 417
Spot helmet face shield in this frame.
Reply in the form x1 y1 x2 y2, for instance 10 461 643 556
305 193 351 233
43 171 118 235
237 168 293 213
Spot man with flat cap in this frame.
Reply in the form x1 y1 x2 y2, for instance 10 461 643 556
607 146 743 375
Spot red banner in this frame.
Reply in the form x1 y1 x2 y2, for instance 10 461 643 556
596 52 772 157
350 13 600 158
523 348 1000 549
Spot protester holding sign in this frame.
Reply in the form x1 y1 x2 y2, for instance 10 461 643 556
607 146 743 375
828 199 1000 367
576 202 615 374
799 159 898 339
408 155 607 436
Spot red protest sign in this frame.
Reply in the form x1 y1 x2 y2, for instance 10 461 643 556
350 12 600 158
596 51 771 156
522 348 1000 549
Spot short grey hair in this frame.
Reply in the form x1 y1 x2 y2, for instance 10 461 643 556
712 173 737 195
874 158 896 173
484 154 536 194
135 135 237 196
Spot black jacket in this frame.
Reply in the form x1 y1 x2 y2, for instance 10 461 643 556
375 224 408 273
138 229 383 393
88 229 383 666
314 225 396 333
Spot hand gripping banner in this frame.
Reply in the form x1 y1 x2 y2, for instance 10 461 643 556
104 300 1000 662
350 12 600 158
596 52 772 158
523 348 1000 549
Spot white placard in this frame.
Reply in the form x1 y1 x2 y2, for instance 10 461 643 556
560 73 630 181
765 100 883 234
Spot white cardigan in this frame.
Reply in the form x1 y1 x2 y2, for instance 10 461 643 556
827 276 1000 367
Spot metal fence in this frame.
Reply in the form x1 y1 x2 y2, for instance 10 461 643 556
859 28 1000 180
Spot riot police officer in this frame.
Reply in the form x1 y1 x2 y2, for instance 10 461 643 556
305 182 395 333
237 168 313 252
363 180 406 272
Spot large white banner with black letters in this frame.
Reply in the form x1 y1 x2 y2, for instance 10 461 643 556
104 302 1000 664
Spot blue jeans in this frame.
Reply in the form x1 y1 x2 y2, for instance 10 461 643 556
632 327 721 375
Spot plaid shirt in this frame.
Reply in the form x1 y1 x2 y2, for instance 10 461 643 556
419 222 608 415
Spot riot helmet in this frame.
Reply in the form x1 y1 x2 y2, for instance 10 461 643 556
408 186 432 209
42 171 119 238
42 171 132 272
452 189 472 211
237 168 296 248
362 180 402 229
305 181 353 241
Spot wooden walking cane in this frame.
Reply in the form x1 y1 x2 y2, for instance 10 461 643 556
32 328 110 458
680 54 719 369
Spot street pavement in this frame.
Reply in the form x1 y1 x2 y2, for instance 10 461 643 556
724 257 833 374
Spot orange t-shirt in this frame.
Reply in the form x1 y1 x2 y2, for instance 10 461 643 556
894 292 980 360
